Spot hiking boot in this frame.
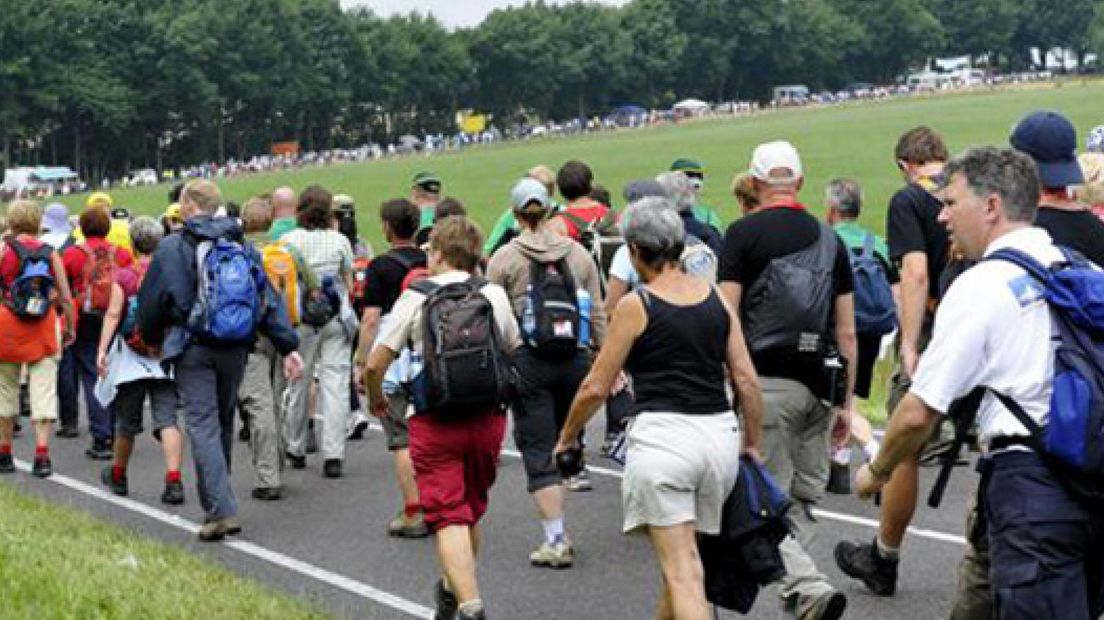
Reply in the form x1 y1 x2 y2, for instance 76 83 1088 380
799 590 847 620
31 455 52 478
0 453 13 474
252 487 282 501
161 480 185 505
323 459 343 478
529 539 574 569
85 438 113 460
56 426 79 439
826 461 851 495
347 411 370 440
388 511 430 538
101 466 128 496
834 539 898 596
433 578 458 620
285 451 306 470
198 517 241 542
564 470 592 492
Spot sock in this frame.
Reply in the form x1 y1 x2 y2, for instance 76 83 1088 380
458 599 484 616
863 439 881 462
34 444 48 457
404 502 420 519
831 447 851 466
166 470 182 484
876 536 900 561
541 518 566 545
441 575 453 594
0 444 11 455
113 465 126 481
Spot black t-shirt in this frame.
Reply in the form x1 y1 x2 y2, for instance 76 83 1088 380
886 183 948 300
718 206 854 387
360 247 427 314
681 211 723 255
1034 207 1104 267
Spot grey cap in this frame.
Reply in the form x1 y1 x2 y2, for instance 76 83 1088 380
622 179 667 204
510 178 551 211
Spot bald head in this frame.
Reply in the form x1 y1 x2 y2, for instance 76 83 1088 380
272 186 297 219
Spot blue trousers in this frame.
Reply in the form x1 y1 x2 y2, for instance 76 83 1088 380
175 344 248 521
984 451 1104 620
58 320 112 440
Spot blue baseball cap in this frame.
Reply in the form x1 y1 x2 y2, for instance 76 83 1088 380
1010 110 1083 187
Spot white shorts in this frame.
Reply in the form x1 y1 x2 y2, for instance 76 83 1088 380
621 411 740 535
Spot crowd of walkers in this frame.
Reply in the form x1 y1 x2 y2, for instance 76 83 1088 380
1 109 1104 620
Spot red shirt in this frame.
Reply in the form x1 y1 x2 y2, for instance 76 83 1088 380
62 237 132 295
0 236 59 287
0 235 60 363
557 200 611 240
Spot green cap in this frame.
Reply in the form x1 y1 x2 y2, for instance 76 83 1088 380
412 171 442 192
670 158 704 175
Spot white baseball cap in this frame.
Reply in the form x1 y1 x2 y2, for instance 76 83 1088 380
750 140 803 185
510 178 551 211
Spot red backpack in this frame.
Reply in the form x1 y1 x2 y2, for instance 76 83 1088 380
119 260 155 356
78 244 116 315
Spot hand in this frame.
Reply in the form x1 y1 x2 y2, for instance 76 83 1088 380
96 350 108 378
370 393 390 419
610 371 628 396
832 407 852 451
900 343 920 379
855 462 887 499
354 365 366 394
63 327 76 347
553 435 577 459
742 444 764 464
283 352 304 381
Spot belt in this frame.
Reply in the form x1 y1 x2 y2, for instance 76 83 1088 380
989 435 1033 452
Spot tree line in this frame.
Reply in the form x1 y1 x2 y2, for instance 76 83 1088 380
2 0 1101 182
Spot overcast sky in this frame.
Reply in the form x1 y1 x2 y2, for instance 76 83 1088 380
340 0 628 29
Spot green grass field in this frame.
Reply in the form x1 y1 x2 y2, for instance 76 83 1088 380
43 80 1104 253
0 481 329 618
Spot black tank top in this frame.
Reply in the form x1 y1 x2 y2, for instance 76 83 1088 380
626 286 731 415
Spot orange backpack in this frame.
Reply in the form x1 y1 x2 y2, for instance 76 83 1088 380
78 244 116 315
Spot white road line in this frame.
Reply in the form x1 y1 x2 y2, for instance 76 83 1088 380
13 458 435 620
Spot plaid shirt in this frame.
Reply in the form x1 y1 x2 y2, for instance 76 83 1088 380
281 228 353 279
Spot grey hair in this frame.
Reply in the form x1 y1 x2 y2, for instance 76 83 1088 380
620 197 685 266
943 147 1040 224
129 216 164 256
654 171 695 211
825 178 862 216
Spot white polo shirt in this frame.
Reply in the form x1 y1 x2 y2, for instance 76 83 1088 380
910 227 1064 449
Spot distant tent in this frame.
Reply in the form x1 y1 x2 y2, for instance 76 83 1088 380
672 98 710 112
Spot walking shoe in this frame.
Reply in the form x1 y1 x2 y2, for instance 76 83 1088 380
388 511 430 538
347 411 370 440
161 480 185 505
85 439 113 460
433 578 458 620
285 451 306 470
0 453 13 474
826 461 851 495
564 469 592 492
197 517 242 542
251 487 282 501
456 610 485 620
529 539 574 569
305 421 319 454
600 432 618 458
323 459 343 478
101 466 128 496
56 426 79 439
32 455 52 478
798 590 847 620
834 539 898 596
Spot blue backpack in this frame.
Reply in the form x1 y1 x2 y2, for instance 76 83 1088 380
849 233 896 335
3 238 55 321
187 239 264 344
986 247 1104 503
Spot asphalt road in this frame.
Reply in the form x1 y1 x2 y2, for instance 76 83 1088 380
4 410 979 620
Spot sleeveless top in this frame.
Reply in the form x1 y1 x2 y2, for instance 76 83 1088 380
625 286 731 415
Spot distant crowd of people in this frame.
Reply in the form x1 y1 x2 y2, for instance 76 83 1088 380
1 108 1104 620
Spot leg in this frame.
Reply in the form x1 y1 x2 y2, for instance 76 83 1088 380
176 346 237 521
950 495 992 620
213 348 248 474
283 326 320 458
73 333 112 443
647 523 709 620
240 341 280 489
384 390 424 535
57 346 79 432
0 363 20 449
316 320 351 462
148 380 184 475
27 355 59 446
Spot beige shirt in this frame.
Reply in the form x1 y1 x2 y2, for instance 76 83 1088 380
376 270 522 355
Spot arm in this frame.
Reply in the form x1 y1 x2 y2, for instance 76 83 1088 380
584 258 607 347
96 284 125 377
50 251 75 344
718 291 763 459
834 292 858 414
363 344 398 418
604 276 629 317
556 293 646 450
855 393 940 497
897 252 929 376
355 307 382 366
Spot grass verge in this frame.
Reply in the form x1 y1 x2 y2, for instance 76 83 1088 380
0 481 330 619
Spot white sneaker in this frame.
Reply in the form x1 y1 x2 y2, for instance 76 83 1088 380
347 411 370 440
529 539 574 568
565 469 592 492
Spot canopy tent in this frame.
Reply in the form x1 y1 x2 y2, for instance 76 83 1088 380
672 98 710 112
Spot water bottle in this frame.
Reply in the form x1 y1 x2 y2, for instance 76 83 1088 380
576 288 591 347
522 284 537 341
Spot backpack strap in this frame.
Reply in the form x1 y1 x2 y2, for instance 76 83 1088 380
927 387 986 507
561 211 591 237
408 278 440 297
385 250 420 273
861 233 876 259
985 247 1051 283
985 388 1046 444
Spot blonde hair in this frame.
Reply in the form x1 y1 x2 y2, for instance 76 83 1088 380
528 165 557 196
1076 152 1104 206
182 179 222 215
241 197 274 234
5 200 43 236
430 215 484 272
731 172 760 212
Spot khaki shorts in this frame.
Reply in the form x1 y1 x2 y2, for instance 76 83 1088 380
622 411 740 535
382 390 412 451
0 360 58 422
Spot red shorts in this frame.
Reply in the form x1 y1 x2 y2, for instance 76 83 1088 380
408 411 507 531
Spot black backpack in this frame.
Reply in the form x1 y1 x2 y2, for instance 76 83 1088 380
523 259 580 361
408 277 513 418
2 238 55 321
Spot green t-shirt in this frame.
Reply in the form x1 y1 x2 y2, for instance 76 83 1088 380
692 204 723 231
482 202 566 255
269 217 297 241
419 206 435 230
833 220 899 281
